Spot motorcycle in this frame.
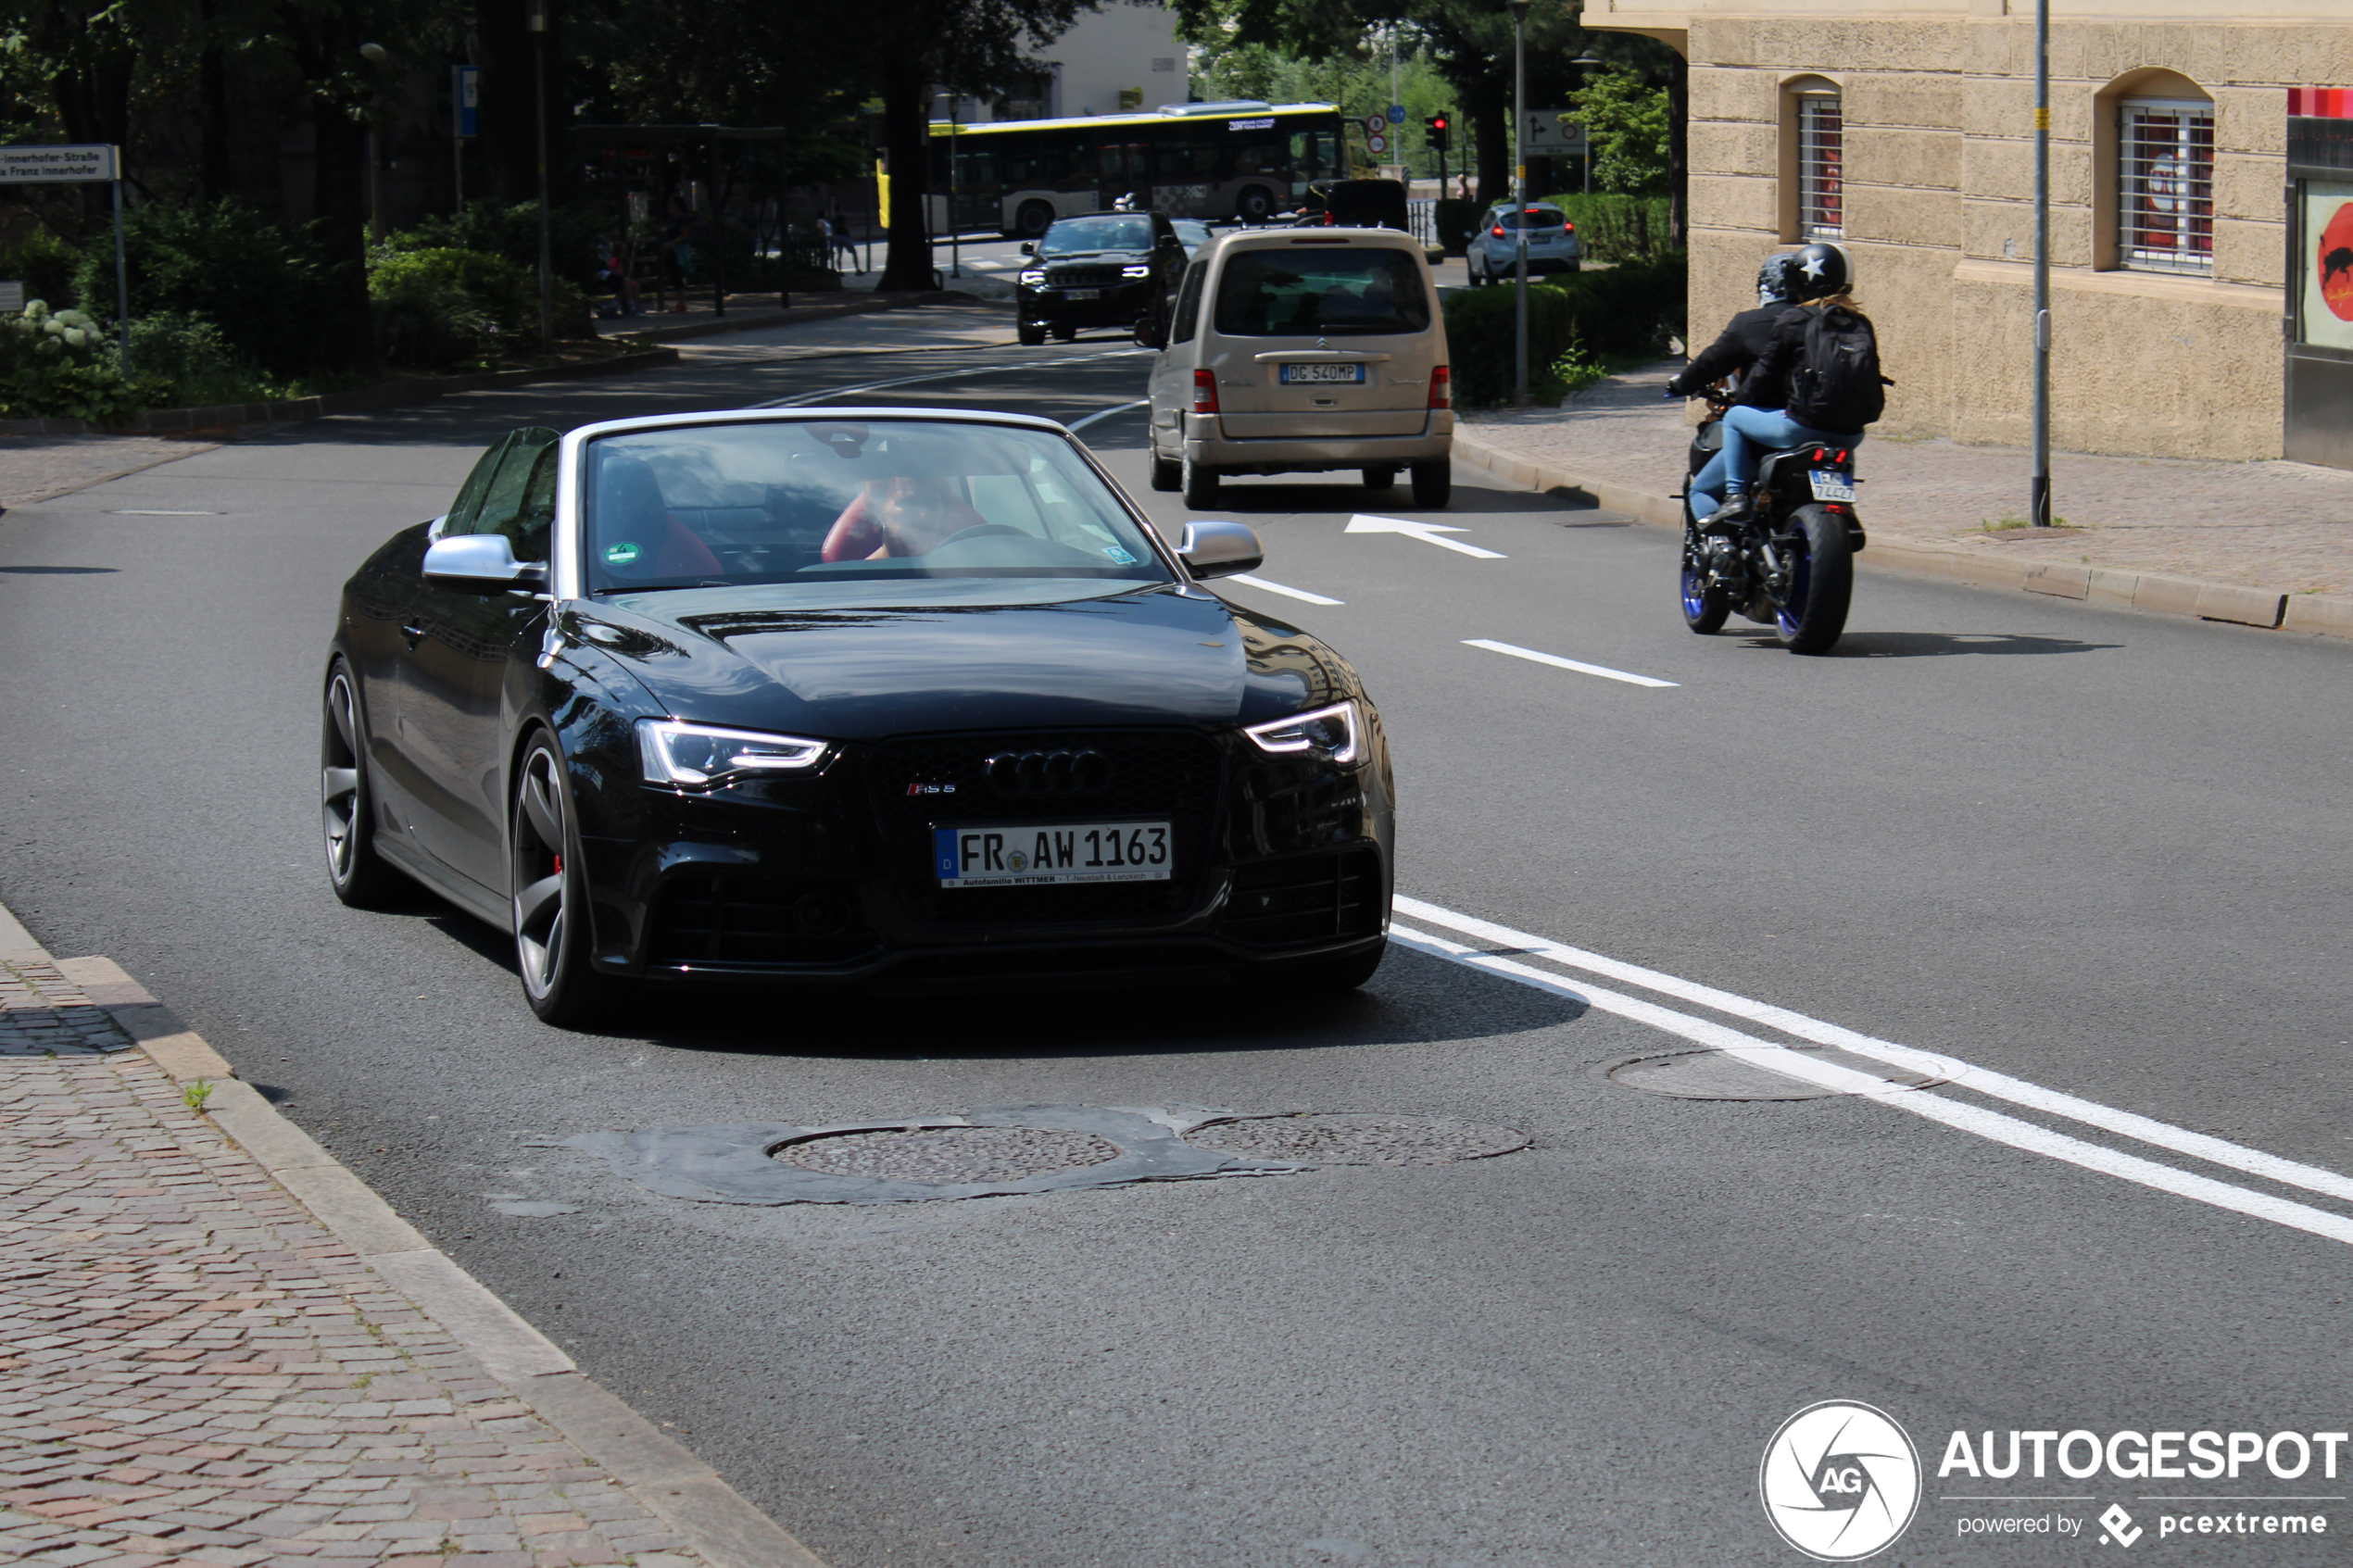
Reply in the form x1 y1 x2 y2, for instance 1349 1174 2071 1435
1679 385 1868 656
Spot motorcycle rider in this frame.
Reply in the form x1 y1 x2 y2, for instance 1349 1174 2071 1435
1667 252 1798 520
1702 241 1871 526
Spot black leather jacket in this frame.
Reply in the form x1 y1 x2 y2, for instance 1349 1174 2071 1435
1667 304 1791 408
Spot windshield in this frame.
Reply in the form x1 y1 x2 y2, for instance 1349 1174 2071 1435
1213 246 1430 337
1040 217 1154 256
581 420 1174 599
1494 207 1566 231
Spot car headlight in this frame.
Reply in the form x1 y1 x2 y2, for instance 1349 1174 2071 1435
1121 264 1151 278
637 719 830 787
1242 700 1361 765
1019 268 1046 284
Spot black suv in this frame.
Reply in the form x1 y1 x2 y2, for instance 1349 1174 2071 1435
1016 210 1189 346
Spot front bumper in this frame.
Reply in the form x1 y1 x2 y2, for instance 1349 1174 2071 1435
571 726 1394 989
1018 279 1154 327
1185 410 1454 474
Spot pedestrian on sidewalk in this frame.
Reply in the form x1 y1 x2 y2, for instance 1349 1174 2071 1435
830 207 862 272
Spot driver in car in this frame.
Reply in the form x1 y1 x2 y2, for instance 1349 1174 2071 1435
820 475 993 561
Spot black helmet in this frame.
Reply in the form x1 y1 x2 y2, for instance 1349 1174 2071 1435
1787 242 1852 301
1755 253 1794 307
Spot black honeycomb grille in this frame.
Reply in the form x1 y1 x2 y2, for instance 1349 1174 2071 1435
1046 266 1123 287
1220 848 1384 950
647 871 877 967
869 730 1224 928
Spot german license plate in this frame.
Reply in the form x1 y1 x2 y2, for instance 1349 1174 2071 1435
935 822 1172 886
1280 362 1365 383
1064 288 1101 300
1808 470 1856 502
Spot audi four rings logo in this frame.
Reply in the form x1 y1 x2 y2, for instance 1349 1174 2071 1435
1761 1401 1922 1561
986 748 1112 797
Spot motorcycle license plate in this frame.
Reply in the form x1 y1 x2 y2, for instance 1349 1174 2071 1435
1808 470 1856 502
1064 288 1101 300
935 822 1172 886
1280 363 1366 383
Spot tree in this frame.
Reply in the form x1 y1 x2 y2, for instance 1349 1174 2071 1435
0 0 159 227
1566 66 1667 192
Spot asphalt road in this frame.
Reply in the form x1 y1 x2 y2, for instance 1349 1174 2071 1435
4 314 2352 1568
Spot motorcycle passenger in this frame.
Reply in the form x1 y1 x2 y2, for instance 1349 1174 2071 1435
1703 242 1874 527
1667 252 1798 520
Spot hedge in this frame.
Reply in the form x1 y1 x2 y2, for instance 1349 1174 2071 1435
1534 194 1675 263
1442 250 1688 407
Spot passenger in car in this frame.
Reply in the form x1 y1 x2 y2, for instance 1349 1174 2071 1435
821 476 994 560
595 455 725 579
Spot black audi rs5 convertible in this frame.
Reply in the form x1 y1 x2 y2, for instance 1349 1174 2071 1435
322 408 1395 1023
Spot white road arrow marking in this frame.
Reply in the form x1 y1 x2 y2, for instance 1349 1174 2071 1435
1344 513 1506 559
1226 574 1343 606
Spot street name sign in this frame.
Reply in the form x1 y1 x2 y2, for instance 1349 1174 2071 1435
0 144 117 183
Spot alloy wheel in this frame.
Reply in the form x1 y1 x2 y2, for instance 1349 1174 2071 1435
512 745 571 997
322 672 364 884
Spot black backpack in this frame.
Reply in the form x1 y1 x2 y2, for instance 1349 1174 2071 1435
1786 305 1888 431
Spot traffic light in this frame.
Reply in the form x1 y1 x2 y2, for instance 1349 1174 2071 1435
1426 114 1451 152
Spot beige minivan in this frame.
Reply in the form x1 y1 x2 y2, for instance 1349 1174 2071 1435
1144 227 1453 509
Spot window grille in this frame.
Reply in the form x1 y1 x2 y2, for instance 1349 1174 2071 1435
1798 94 1843 239
2120 99 2213 272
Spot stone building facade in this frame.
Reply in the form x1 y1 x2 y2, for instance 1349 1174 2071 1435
1589 0 2353 465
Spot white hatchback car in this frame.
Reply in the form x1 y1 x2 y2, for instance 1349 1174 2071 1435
1143 227 1453 509
1465 203 1582 284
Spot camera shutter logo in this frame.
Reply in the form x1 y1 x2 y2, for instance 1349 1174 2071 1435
1760 1400 1921 1561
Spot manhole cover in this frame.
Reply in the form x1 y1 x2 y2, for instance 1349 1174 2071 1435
1607 1046 1948 1101
772 1124 1121 1184
1180 1112 1528 1166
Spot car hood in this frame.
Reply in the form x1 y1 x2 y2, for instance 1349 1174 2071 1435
568 582 1358 741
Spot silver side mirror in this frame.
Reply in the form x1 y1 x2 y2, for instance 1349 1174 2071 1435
1176 521 1264 581
423 533 547 595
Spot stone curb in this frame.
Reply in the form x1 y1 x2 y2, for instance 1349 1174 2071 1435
605 286 1013 347
1450 431 2353 638
2 907 828 1568
0 345 686 438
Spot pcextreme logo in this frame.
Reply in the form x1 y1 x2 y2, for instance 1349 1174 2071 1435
1761 1400 1923 1562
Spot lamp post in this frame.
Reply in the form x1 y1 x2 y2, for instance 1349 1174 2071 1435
525 0 552 353
1509 0 1530 408
2030 0 2051 525
359 43 390 243
1571 52 1604 195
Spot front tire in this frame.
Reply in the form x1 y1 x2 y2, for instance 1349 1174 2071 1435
1776 504 1855 656
1015 200 1054 239
321 660 400 909
511 734 608 1027
1679 520 1730 634
1409 458 1451 508
1016 320 1045 346
1236 185 1276 226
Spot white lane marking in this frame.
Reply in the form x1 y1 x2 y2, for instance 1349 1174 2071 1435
757 346 1150 408
1226 574 1343 606
1463 638 1679 689
109 509 220 516
1394 895 2353 1210
1388 924 2353 1249
1066 398 1150 433
1344 512 1506 559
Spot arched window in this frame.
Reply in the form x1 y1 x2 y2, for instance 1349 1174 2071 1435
2095 70 2213 272
1780 76 1843 242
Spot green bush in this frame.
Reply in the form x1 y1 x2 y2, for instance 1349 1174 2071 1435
367 245 593 368
382 200 606 290
0 228 83 308
123 310 277 408
1535 194 1675 263
69 199 345 378
1443 250 1687 407
0 300 152 422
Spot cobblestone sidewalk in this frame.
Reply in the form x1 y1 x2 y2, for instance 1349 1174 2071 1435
0 435 226 511
0 968 708 1568
1464 362 2353 597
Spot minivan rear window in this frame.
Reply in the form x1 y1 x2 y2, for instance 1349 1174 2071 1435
1213 247 1430 337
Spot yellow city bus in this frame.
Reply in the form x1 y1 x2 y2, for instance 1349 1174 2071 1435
925 101 1351 238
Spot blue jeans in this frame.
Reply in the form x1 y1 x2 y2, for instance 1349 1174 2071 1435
1720 406 1861 495
1689 446 1729 520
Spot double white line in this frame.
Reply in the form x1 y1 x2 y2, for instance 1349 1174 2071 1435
1390 897 2353 1248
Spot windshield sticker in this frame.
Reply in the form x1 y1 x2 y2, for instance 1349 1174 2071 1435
604 541 641 566
1102 544 1139 565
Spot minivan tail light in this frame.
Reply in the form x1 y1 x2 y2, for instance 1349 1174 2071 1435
1193 370 1218 415
1428 366 1451 408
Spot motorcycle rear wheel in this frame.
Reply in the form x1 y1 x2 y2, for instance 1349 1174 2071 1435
1775 504 1854 655
1678 513 1730 634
